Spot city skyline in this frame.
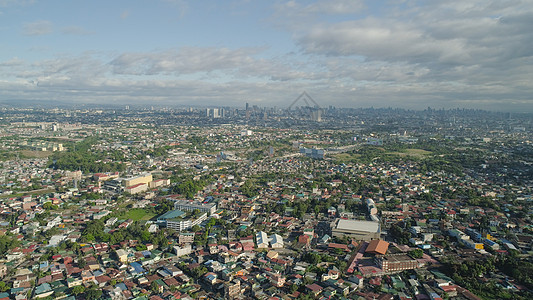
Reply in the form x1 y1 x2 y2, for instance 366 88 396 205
1 0 533 112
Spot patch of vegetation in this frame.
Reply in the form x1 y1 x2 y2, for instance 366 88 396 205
121 208 156 221
49 137 126 173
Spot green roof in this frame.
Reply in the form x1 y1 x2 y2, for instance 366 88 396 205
154 279 167 287
158 210 186 221
52 285 69 294
180 286 196 293
50 280 66 289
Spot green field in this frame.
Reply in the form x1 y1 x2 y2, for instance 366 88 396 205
122 208 156 221
0 188 56 199
388 148 432 158
20 150 53 158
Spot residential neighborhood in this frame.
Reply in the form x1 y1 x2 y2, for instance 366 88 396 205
0 107 531 300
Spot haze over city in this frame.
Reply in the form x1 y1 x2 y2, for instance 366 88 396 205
1 0 532 112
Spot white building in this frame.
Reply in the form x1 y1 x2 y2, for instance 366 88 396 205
173 200 217 215
269 234 284 248
165 213 207 231
256 231 269 248
173 244 192 257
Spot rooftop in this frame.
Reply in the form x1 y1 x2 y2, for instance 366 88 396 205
157 210 186 221
382 254 414 262
366 240 390 255
336 219 380 233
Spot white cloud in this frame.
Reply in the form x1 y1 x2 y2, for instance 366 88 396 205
22 20 52 36
0 57 24 67
108 47 312 82
280 0 533 110
2 0 533 111
303 0 366 15
275 0 365 16
61 26 92 35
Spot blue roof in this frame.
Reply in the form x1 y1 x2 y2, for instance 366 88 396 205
484 239 497 246
320 234 331 243
130 262 145 273
206 274 217 281
115 283 127 291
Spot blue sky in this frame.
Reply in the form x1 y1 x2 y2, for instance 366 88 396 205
1 0 532 111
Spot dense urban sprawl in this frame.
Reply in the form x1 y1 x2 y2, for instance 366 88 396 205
0 107 531 300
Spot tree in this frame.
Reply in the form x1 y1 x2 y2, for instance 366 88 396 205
86 288 103 300
302 252 321 265
71 285 85 295
289 283 299 293
191 266 208 279
151 281 160 294
408 248 424 259
240 179 258 198
43 202 58 210
136 244 147 251
140 230 151 242
77 256 86 268
0 281 9 292
0 235 20 256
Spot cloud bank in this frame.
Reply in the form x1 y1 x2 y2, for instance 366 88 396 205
1 0 532 111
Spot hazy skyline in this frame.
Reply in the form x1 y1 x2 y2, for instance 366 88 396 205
1 0 532 111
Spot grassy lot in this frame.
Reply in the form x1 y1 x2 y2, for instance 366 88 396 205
388 148 431 158
20 150 53 158
0 188 56 199
122 208 157 221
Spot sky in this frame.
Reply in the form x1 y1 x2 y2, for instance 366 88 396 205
1 0 532 112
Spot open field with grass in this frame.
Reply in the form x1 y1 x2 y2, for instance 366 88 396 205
0 187 56 199
20 150 53 158
121 208 156 221
388 148 432 158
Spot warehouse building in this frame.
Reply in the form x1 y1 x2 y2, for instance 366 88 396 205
331 219 381 240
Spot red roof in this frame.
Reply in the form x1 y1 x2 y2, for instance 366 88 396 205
306 283 323 292
366 240 389 255
328 243 349 250
298 235 310 244
126 183 146 189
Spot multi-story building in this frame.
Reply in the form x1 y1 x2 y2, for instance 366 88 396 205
179 232 195 244
157 210 208 231
125 183 148 194
173 244 192 257
149 179 170 188
375 254 419 273
173 200 217 215
123 173 152 187
224 280 241 299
